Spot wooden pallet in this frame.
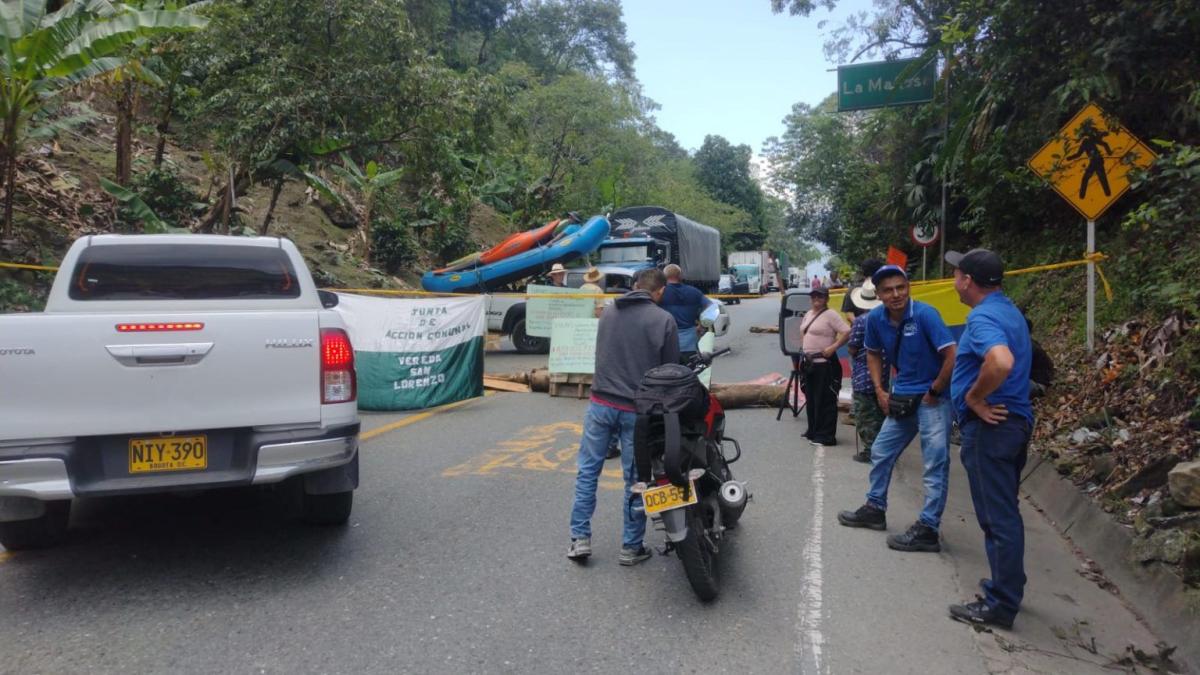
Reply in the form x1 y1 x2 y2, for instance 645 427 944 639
548 372 593 399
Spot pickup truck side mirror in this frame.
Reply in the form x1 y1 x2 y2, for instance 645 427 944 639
318 290 340 309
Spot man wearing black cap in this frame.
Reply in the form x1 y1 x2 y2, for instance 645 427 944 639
945 249 1033 629
837 264 956 554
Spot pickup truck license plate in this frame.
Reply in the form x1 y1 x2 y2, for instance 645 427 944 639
129 435 208 474
642 480 698 515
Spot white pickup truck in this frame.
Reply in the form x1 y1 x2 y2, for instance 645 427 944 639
0 234 360 550
484 294 548 354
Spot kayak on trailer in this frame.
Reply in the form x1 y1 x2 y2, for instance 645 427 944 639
479 218 564 265
433 217 568 274
421 215 610 293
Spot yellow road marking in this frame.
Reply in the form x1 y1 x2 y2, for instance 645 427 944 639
360 391 494 442
0 551 13 564
443 422 623 490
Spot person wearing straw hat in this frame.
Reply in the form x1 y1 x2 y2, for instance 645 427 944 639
944 248 1033 630
580 266 606 319
548 263 568 287
847 278 887 463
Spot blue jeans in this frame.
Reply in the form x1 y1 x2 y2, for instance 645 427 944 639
569 402 646 548
960 416 1032 621
866 397 952 530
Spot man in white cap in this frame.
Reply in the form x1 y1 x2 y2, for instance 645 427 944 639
549 263 568 287
837 264 956 554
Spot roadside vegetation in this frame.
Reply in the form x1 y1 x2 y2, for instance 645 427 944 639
767 0 1200 585
0 0 815 311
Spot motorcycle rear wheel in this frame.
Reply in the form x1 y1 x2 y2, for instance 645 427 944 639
677 504 719 602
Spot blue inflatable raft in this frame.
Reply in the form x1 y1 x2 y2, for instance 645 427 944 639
421 215 611 293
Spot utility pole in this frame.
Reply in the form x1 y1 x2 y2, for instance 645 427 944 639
939 53 949 278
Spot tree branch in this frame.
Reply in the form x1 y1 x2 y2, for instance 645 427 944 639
851 36 935 62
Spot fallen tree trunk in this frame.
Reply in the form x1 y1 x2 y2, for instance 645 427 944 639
485 371 818 410
483 377 531 393
485 369 549 392
749 325 779 334
711 383 786 408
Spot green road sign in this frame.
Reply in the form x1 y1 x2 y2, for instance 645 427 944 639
837 58 937 112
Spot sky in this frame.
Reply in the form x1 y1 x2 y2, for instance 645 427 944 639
620 0 876 275
619 0 875 155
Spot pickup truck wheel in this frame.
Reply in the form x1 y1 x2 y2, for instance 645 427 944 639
302 490 353 526
0 500 70 550
511 319 550 355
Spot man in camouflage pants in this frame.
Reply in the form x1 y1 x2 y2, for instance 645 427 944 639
847 278 886 462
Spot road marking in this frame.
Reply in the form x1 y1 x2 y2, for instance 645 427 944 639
443 422 623 490
0 551 13 564
360 392 494 442
796 444 827 674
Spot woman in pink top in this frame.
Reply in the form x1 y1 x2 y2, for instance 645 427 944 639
800 286 851 446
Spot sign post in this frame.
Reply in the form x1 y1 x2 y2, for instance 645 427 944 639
1087 219 1095 352
1028 103 1156 351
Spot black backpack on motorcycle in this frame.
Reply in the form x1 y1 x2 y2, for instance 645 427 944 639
633 363 709 488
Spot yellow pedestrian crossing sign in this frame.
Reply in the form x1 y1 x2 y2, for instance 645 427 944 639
1028 103 1156 220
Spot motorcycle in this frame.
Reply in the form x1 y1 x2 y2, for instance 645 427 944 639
631 347 750 601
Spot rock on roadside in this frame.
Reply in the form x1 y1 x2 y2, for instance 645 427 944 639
1168 461 1200 508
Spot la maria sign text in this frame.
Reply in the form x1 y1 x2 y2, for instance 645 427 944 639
837 58 937 112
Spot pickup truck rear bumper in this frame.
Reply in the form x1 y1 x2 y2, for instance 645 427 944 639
0 424 360 502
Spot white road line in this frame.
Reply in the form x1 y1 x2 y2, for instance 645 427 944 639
796 444 827 674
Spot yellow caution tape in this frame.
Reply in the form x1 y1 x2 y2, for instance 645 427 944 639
0 261 59 272
326 287 763 300
907 252 1112 301
0 253 1114 302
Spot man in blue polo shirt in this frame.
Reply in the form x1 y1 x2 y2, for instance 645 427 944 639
837 265 956 554
660 264 715 362
944 249 1033 630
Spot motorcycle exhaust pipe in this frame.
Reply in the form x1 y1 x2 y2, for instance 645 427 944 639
718 480 748 510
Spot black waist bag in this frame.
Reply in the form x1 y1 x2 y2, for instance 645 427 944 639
633 364 709 487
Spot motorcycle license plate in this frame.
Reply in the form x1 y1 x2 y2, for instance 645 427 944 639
642 481 698 515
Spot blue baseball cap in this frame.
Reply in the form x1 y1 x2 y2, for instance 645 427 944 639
871 264 908 286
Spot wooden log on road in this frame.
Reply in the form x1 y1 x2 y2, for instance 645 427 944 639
486 371 816 411
711 383 786 408
483 377 531 393
484 369 550 392
749 325 779 334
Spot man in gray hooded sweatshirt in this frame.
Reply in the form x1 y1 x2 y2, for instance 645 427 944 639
568 268 680 565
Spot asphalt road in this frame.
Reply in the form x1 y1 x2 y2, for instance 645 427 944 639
0 295 1167 674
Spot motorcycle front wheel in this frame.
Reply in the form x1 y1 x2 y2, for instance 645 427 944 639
677 504 719 602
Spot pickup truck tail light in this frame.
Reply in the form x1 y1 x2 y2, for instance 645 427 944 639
320 328 356 404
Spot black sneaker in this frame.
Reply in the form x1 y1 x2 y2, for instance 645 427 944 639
887 521 941 552
852 451 871 464
949 596 1014 629
837 503 886 530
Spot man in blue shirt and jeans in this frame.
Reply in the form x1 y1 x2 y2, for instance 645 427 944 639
945 249 1033 629
837 265 957 553
660 264 715 362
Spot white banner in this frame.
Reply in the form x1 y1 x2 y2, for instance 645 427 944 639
334 294 487 411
